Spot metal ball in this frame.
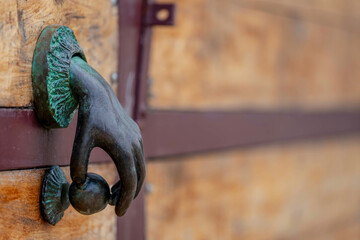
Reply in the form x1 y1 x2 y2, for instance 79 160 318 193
69 173 110 215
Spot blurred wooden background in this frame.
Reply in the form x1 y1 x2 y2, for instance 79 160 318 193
148 0 360 111
146 0 360 239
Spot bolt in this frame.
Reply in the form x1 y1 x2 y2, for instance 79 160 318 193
145 183 154 194
110 72 118 84
111 0 118 6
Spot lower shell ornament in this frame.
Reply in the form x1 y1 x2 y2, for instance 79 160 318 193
40 166 70 225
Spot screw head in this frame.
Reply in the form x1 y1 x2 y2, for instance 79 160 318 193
110 72 118 84
111 0 118 6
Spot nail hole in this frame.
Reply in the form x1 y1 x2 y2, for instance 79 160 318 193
156 9 169 21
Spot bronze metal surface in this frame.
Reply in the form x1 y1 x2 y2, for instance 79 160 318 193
33 25 145 225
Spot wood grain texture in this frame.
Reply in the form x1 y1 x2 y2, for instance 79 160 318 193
148 0 360 111
238 0 360 25
146 135 360 240
0 0 118 107
0 163 117 240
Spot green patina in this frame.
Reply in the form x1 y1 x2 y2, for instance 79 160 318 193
46 26 86 127
40 166 70 225
32 25 87 128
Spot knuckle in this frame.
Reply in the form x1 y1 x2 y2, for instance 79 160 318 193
120 145 132 159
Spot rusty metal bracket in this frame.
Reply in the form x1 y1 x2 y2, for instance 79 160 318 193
145 3 176 26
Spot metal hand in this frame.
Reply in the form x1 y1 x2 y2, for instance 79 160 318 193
69 56 145 216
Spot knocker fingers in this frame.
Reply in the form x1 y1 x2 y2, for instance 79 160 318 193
70 113 93 185
133 139 146 198
106 141 138 216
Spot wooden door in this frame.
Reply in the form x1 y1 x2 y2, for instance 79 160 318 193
1 0 360 239
139 0 360 239
0 0 145 239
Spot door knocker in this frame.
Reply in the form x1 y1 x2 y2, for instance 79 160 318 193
32 25 145 225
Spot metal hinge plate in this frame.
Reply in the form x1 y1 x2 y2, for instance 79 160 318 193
145 3 176 26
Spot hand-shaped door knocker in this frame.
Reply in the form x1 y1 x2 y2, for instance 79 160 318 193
32 25 145 225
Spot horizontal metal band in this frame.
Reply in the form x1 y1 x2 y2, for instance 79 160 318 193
141 110 360 159
1 108 360 170
0 109 111 171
